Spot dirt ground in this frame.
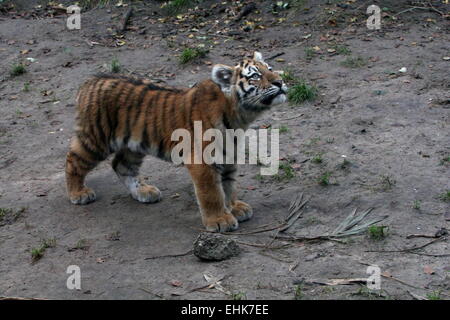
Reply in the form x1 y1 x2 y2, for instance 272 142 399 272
0 0 449 300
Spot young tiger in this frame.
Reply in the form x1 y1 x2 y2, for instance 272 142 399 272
65 51 287 232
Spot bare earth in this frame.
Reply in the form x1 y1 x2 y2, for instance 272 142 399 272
0 0 449 300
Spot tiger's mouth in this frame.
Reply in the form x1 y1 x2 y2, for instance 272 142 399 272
260 88 287 106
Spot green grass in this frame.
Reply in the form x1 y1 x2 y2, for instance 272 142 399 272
353 287 386 299
438 190 450 202
426 290 442 300
368 225 388 240
0 207 25 223
275 162 295 181
312 153 324 164
282 70 318 105
287 80 318 104
412 200 421 210
341 56 367 68
279 125 289 133
440 156 450 165
379 175 396 191
0 208 12 219
294 284 304 300
231 292 247 300
306 137 321 146
318 172 332 186
254 173 264 181
23 82 30 92
333 45 351 55
179 47 208 64
31 238 56 262
110 58 121 73
305 47 315 60
164 0 198 15
76 239 88 250
31 247 45 261
10 63 26 76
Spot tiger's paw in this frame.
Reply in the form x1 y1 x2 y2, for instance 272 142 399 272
203 212 239 232
231 200 253 222
70 187 96 205
131 184 162 203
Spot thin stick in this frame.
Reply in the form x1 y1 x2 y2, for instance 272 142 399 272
275 234 347 244
236 240 291 249
366 237 446 253
276 114 304 121
394 6 445 17
267 52 285 60
144 249 192 260
0 296 48 300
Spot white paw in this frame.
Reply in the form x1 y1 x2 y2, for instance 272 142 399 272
70 188 96 205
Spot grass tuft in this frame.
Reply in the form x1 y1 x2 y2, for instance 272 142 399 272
231 292 247 300
341 56 367 68
438 190 450 202
110 58 121 73
440 156 450 165
368 225 388 240
179 47 208 64
426 291 442 300
312 153 324 164
10 63 26 76
287 80 318 104
412 200 421 210
279 125 289 133
318 172 331 186
305 47 315 60
333 45 351 55
23 82 30 92
31 238 56 262
275 162 295 181
294 284 304 300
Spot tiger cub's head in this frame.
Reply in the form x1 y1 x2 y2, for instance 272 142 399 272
211 51 288 111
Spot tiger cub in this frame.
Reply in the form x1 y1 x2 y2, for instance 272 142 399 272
65 51 287 232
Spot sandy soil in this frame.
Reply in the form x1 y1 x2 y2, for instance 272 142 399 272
0 0 449 299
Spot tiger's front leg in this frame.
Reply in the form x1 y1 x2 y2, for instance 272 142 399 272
221 164 253 222
186 164 238 232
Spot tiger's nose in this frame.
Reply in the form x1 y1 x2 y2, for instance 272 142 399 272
272 80 283 88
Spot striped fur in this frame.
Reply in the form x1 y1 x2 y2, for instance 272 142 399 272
65 52 287 232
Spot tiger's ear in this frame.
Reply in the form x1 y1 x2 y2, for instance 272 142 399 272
253 51 265 63
211 64 234 91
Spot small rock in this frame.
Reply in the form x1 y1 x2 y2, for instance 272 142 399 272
193 233 240 261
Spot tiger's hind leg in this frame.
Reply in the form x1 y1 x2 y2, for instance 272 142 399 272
66 136 104 205
112 149 161 203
